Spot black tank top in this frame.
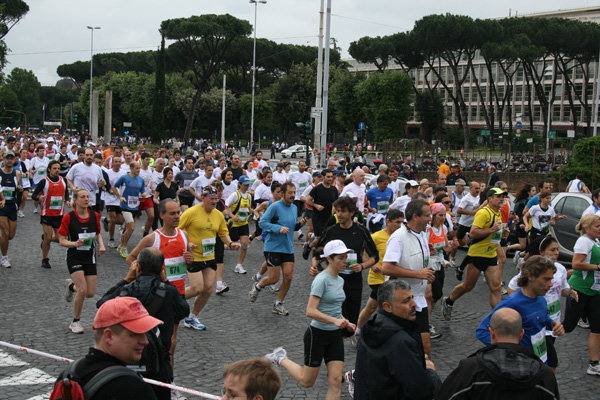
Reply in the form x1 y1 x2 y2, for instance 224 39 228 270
66 210 98 264
0 168 17 205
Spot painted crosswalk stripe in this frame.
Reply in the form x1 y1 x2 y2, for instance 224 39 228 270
0 349 27 367
0 368 55 386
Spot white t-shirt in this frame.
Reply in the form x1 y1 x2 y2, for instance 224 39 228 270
105 167 127 206
245 170 258 186
529 205 556 232
273 170 287 184
383 229 429 311
457 193 480 226
341 182 366 212
289 171 313 201
222 180 238 202
508 262 569 333
256 159 268 172
151 169 164 191
213 167 224 180
225 190 250 208
582 204 600 217
254 183 272 201
189 175 214 205
389 195 411 214
67 162 104 206
573 235 598 265
451 191 465 215
301 183 315 201
30 156 49 185
139 167 153 198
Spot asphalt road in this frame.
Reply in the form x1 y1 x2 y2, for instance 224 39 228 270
0 200 599 399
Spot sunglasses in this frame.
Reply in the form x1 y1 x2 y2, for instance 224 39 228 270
442 201 452 205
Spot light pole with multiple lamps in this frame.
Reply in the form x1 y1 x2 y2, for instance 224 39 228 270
87 26 100 134
249 0 266 151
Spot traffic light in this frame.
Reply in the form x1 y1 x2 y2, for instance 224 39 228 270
296 121 313 144
72 114 78 124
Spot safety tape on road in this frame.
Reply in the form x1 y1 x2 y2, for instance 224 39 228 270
0 340 222 399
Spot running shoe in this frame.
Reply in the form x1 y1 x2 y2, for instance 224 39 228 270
441 296 453 321
344 370 355 399
64 278 74 302
183 315 206 331
215 282 230 295
102 217 109 232
41 258 51 269
252 274 261 283
108 239 117 248
500 282 508 295
234 264 247 274
69 321 84 334
302 242 311 260
298 232 304 240
33 207 38 214
267 284 278 292
578 319 590 329
117 247 129 258
512 250 521 265
248 285 260 302
263 347 287 367
119 226 125 235
17 210 24 218
272 303 289 316
587 363 600 376
448 258 456 268
1 257 11 269
429 324 442 339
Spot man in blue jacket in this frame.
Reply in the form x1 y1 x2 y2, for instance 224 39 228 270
249 181 305 316
354 279 441 399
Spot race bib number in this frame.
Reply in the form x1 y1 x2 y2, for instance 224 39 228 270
165 256 187 295
78 232 95 251
299 180 307 189
377 201 389 213
531 329 548 363
38 170 45 175
202 238 216 257
47 154 54 160
490 230 502 244
1 187 14 200
547 299 561 319
127 196 139 209
238 207 249 221
49 196 63 210
345 252 358 271
592 270 600 291
183 180 192 190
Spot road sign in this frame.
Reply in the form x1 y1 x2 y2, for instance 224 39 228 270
353 131 358 141
123 122 132 127
527 138 533 143
503 131 508 136
311 107 323 118
359 122 365 130
548 130 556 139
516 121 522 128
516 128 522 135
567 130 575 138
480 130 490 136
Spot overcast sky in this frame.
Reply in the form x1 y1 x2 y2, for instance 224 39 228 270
4 0 597 86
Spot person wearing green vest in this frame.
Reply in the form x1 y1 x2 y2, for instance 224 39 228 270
564 213 600 376
225 174 253 275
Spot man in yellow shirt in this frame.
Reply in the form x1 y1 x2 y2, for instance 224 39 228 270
179 185 240 330
438 157 451 177
442 187 508 321
351 209 404 346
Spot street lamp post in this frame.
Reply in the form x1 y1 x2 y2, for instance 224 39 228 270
87 26 100 134
249 0 266 152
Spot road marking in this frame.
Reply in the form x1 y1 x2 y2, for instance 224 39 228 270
0 368 55 386
0 349 27 366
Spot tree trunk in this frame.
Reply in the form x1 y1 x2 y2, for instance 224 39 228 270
183 88 202 143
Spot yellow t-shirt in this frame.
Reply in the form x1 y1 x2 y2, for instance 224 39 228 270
178 204 229 262
438 163 451 176
467 206 501 258
368 229 390 285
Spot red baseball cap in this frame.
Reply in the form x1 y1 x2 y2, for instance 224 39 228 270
93 297 163 334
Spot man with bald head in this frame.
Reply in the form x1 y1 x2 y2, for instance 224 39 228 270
436 307 559 400
341 168 366 215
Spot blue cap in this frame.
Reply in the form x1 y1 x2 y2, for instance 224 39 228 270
238 175 250 185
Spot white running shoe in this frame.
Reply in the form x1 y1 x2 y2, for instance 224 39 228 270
587 363 600 376
1 256 11 269
17 210 24 218
263 347 287 367
33 207 38 214
64 279 74 302
69 321 84 334
234 264 247 274
215 282 230 295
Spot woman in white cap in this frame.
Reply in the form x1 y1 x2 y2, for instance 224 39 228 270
264 239 356 399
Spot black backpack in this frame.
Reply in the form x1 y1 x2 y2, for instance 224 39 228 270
119 282 167 378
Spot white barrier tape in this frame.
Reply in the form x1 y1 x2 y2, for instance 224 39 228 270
0 341 222 400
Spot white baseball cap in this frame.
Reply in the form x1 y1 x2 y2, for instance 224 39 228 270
320 240 352 258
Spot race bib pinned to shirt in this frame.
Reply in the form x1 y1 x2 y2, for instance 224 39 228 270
202 238 216 257
49 196 63 210
127 196 140 209
531 329 548 363
78 232 95 251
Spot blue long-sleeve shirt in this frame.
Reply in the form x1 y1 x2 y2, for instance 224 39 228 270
259 200 297 254
476 290 553 362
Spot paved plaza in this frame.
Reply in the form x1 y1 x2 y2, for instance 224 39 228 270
1 201 600 399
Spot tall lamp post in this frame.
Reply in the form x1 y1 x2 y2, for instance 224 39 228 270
87 26 100 134
249 0 266 151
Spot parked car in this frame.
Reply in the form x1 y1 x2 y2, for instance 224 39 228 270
281 145 312 158
268 160 299 173
550 192 592 265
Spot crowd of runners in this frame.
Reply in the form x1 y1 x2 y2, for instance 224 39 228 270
3 133 599 399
